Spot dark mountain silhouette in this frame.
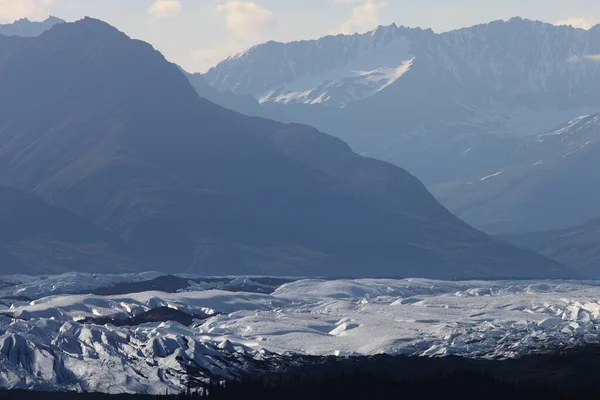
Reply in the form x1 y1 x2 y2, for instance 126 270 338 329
0 18 570 278
0 186 136 274
500 219 600 278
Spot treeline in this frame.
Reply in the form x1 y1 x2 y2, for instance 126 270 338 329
6 346 600 399
199 370 586 400
1 370 599 400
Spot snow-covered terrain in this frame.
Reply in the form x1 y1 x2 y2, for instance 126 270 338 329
3 274 600 393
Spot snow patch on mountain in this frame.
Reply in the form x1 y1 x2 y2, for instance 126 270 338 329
480 171 504 181
256 34 414 106
259 57 414 107
207 25 416 106
545 115 590 135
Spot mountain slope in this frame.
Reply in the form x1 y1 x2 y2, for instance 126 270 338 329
185 70 266 117
500 219 600 277
0 186 136 274
184 70 291 122
431 113 600 233
0 16 64 37
0 18 569 279
205 19 600 186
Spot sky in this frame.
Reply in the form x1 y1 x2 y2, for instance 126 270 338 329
0 0 599 73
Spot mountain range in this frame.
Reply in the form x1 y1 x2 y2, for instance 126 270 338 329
205 18 600 235
0 16 64 37
0 17 568 279
207 18 600 147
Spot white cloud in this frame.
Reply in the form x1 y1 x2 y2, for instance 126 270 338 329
148 0 182 21
584 54 600 62
554 17 596 30
0 0 54 23
216 1 275 40
568 54 600 64
189 1 276 72
336 0 388 35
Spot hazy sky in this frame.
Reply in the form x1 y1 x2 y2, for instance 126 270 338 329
1 0 599 72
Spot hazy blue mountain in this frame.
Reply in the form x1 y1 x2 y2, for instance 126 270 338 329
184 70 265 117
205 19 600 186
184 70 290 121
0 18 569 279
0 16 64 37
431 114 600 234
0 186 136 274
500 219 600 277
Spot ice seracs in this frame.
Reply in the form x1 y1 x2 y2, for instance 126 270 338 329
4 275 600 393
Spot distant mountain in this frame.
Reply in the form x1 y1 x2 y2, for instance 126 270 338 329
431 113 600 233
0 16 64 37
205 19 600 186
184 70 265 117
0 18 568 279
500 219 600 277
0 186 136 275
184 70 290 121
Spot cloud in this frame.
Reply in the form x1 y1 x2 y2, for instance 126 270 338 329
216 1 276 40
188 1 276 72
0 0 54 23
335 0 388 35
555 17 596 30
567 54 600 64
584 54 600 62
148 0 182 21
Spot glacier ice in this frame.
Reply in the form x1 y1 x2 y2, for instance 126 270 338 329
2 275 600 393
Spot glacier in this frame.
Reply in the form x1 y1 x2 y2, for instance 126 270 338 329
2 274 600 393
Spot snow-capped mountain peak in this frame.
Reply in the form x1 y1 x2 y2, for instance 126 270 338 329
206 23 423 107
206 18 600 125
